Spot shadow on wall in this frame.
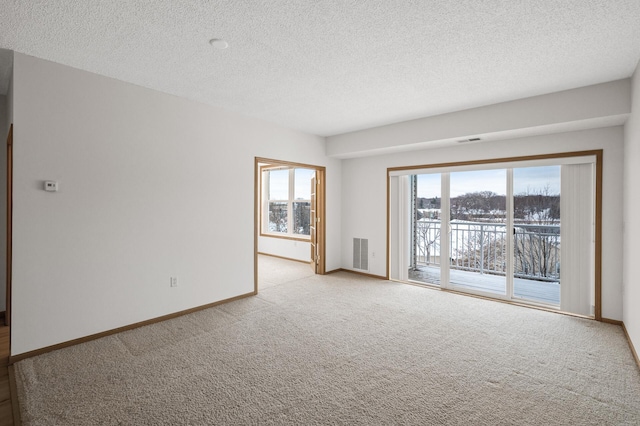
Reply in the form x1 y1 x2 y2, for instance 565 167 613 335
0 93 7 313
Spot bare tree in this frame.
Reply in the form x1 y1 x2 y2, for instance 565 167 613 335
451 191 506 222
268 203 288 233
450 223 507 275
416 220 441 265
513 185 560 280
444 186 559 280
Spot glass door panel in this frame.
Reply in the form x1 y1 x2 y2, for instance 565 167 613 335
394 157 594 316
513 166 561 306
449 170 507 295
409 174 442 285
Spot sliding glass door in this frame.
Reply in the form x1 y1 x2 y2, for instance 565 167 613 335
512 166 561 305
449 169 507 296
391 154 596 317
408 174 443 285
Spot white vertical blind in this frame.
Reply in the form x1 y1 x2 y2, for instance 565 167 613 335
560 163 595 316
506 169 515 299
388 176 400 280
389 176 411 281
399 176 411 281
440 173 451 288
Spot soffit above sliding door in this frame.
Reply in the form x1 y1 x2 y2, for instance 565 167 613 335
389 155 596 177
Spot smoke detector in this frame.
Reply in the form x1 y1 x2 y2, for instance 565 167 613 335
209 38 229 49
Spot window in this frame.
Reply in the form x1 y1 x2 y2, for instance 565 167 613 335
262 167 314 238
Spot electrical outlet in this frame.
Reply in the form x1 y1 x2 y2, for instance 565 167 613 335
170 277 178 287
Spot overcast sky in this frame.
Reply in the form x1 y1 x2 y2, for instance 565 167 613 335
268 166 560 200
417 166 561 198
268 168 315 200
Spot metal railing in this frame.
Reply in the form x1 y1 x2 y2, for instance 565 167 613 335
414 220 560 282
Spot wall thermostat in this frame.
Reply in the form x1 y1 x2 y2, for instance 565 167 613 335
44 181 59 192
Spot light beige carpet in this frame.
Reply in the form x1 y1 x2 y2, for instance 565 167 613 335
14 272 640 425
258 254 315 289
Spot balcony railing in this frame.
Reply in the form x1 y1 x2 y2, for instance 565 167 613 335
413 220 560 282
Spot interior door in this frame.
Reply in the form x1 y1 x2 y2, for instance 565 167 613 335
309 173 317 273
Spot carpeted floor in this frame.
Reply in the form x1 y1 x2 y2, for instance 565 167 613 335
258 254 315 289
14 267 640 425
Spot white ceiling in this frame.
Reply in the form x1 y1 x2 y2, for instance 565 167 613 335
1 0 640 136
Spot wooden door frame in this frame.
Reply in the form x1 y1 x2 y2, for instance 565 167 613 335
254 157 326 292
5 124 12 326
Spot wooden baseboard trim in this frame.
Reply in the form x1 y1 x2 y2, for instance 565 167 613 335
8 365 22 426
9 291 256 364
257 252 309 264
622 322 640 371
601 317 623 326
329 268 387 280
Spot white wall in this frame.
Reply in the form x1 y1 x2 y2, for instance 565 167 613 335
340 127 624 320
0 94 7 142
623 64 640 352
258 236 310 263
10 53 341 355
1 71 14 315
0 93 6 312
327 79 630 158
6 69 13 130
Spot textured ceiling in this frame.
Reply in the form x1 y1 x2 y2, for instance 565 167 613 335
0 48 12 95
1 0 640 136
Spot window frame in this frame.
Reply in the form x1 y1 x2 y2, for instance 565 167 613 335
261 166 313 241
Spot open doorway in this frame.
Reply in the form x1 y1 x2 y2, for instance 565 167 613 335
254 158 326 292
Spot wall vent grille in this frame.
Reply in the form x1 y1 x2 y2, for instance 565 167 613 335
353 238 369 271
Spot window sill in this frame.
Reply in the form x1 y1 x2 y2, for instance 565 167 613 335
259 232 311 242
